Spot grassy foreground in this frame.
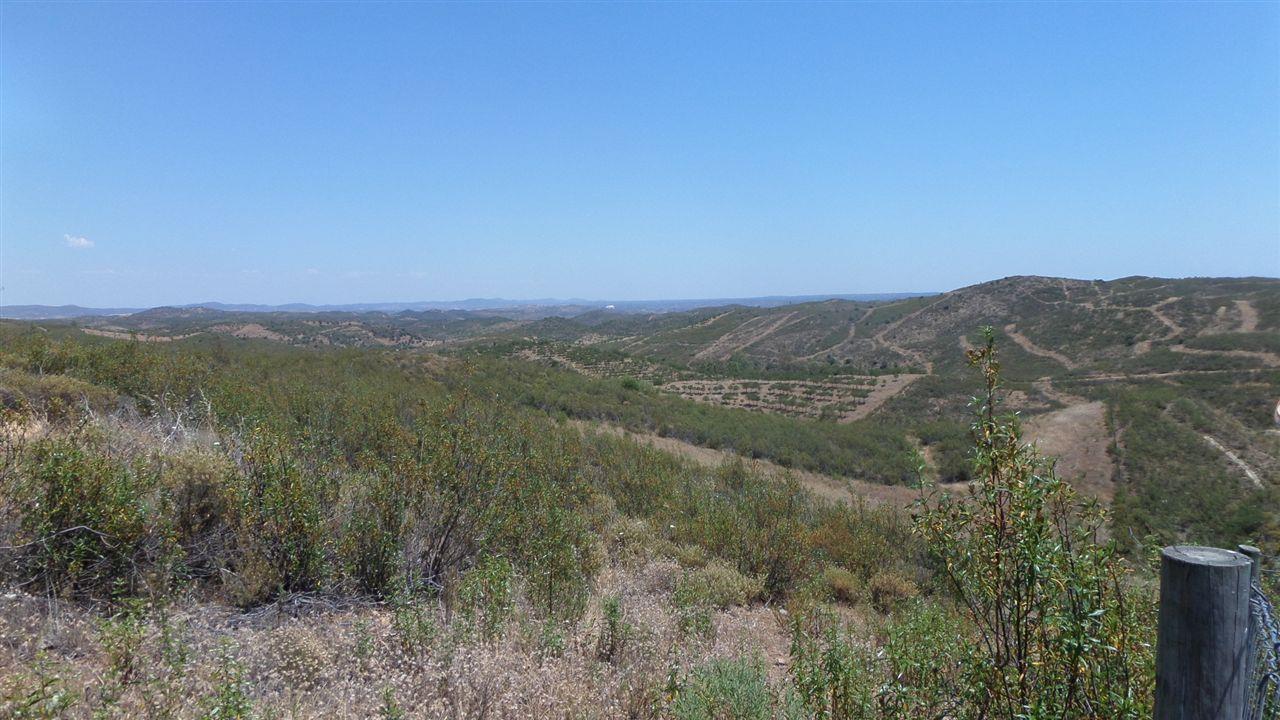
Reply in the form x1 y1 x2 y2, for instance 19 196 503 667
1 329 1157 718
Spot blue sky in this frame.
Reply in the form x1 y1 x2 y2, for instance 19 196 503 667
2 2 1277 306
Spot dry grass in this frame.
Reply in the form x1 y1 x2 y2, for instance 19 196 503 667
0 558 805 719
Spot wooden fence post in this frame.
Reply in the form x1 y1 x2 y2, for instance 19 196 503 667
1154 545 1252 720
1238 544 1262 712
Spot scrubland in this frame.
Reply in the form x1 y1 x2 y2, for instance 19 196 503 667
0 326 1197 718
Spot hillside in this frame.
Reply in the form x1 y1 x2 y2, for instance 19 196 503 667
2 275 1276 719
51 276 1280 369
511 275 1279 374
16 275 1280 550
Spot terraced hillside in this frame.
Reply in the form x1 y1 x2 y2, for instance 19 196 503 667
22 275 1280 549
512 275 1280 377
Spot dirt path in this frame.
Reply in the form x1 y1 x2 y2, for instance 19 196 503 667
573 420 921 507
692 312 799 362
1065 368 1270 383
1003 324 1077 369
1130 296 1183 355
1236 299 1260 333
837 373 922 423
1032 377 1085 406
873 300 942 373
1201 434 1264 489
693 311 733 329
1022 401 1115 501
212 323 291 342
1148 296 1183 336
1170 345 1280 367
82 328 202 342
799 307 874 361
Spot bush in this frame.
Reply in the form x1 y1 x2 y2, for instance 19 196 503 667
876 601 967 717
224 429 330 604
672 659 788 720
595 594 633 664
457 555 515 641
161 448 235 580
675 561 765 609
820 566 860 605
867 570 917 613
8 435 178 599
669 542 710 569
337 470 405 595
789 611 877 719
396 399 598 621
0 369 118 421
604 516 660 568
912 330 1155 718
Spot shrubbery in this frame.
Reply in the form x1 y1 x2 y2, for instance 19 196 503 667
912 330 1156 718
0 328 1172 718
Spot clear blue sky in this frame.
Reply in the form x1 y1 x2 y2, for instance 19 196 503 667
3 2 1277 306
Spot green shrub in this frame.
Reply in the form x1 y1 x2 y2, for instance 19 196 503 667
675 561 765 609
808 499 916 584
877 601 966 719
669 542 710 569
457 555 516 641
672 659 782 720
820 566 860 605
224 429 329 604
201 641 254 720
9 435 178 599
867 570 917 613
912 330 1156 718
0 369 118 421
596 594 633 664
673 584 717 642
337 470 405 595
604 516 660 567
0 654 80 719
390 591 438 656
789 612 877 720
161 449 235 579
396 399 598 621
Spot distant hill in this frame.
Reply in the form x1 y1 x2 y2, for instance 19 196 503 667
510 275 1280 375
0 292 930 321
6 274 1277 548
0 304 145 320
21 277 1278 373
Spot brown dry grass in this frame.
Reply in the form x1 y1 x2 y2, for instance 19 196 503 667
0 556 807 719
1022 401 1115 501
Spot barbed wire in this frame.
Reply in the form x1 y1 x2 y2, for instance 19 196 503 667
1248 580 1280 720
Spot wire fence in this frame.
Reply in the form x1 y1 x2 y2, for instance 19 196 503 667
1248 572 1280 720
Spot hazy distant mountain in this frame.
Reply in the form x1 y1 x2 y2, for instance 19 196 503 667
0 293 930 320
0 304 144 320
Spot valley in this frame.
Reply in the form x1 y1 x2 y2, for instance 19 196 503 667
10 273 1278 546
2 274 1277 719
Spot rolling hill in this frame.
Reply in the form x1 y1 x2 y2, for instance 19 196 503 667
11 274 1279 549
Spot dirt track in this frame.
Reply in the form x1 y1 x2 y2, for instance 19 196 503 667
82 328 202 342
1170 344 1280 367
1003 324 1077 369
1235 299 1260 333
1022 401 1115 500
1201 434 1264 489
692 312 800 362
573 421 921 507
837 374 922 423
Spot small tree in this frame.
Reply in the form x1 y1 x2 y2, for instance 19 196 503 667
912 329 1155 719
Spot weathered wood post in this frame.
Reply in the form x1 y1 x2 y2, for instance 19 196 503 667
1154 545 1253 720
1239 544 1262 709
